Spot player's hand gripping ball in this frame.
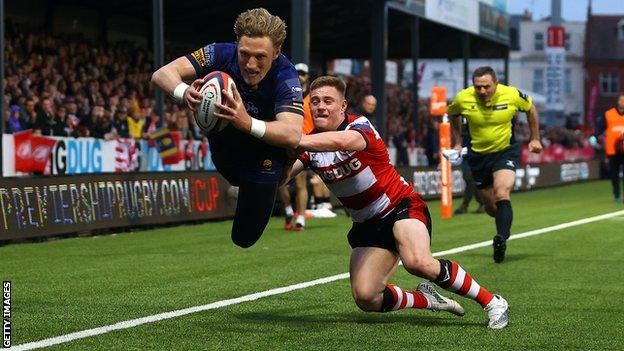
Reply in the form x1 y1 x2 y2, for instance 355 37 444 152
194 71 235 133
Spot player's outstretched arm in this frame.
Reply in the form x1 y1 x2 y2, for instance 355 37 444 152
526 105 543 153
279 159 305 186
265 111 303 149
299 130 366 152
151 56 204 110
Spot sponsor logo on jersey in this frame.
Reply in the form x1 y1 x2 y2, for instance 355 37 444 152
191 48 207 68
206 45 214 67
319 158 362 181
493 104 508 110
285 78 302 97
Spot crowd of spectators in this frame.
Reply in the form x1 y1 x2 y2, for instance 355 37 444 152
2 22 204 142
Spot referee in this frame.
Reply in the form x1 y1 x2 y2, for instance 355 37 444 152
448 66 542 263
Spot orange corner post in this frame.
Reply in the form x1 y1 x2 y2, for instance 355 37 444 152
430 86 452 219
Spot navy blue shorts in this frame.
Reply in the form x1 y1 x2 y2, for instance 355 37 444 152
466 143 520 189
209 127 286 185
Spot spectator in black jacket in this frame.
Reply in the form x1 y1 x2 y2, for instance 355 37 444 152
111 108 130 138
34 98 65 136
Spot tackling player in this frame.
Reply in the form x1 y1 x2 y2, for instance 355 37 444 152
152 8 304 248
448 66 542 263
285 76 510 329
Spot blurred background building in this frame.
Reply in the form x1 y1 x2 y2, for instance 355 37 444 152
509 11 585 127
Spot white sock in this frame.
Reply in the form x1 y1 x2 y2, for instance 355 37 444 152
284 205 294 216
295 215 305 226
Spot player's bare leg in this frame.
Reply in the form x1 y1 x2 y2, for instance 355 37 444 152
310 175 336 218
278 185 294 230
349 246 463 316
479 187 497 217
349 247 399 311
349 222 465 318
393 219 464 316
394 218 508 327
293 171 308 231
393 220 440 279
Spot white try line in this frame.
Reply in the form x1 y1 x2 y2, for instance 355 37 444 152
12 209 624 351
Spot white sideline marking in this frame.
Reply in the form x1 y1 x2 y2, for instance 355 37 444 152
12 210 624 350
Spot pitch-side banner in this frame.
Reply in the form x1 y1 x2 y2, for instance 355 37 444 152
396 160 600 200
2 134 217 177
0 171 236 240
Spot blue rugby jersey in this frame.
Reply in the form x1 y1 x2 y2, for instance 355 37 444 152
185 42 304 182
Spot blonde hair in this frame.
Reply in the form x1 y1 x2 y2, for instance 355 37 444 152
234 8 287 48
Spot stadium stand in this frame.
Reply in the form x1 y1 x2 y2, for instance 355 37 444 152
3 21 203 142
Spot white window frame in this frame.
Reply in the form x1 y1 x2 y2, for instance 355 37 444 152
533 68 544 94
534 32 544 51
565 68 572 94
565 32 571 51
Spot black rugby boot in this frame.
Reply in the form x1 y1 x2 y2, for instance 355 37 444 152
493 235 507 263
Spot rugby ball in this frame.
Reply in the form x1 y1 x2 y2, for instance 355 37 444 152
194 71 235 133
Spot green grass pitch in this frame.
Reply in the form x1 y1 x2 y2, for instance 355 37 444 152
2 180 623 350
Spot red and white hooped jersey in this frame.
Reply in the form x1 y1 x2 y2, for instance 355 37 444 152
299 114 422 222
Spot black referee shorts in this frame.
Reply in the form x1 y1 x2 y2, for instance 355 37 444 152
466 143 521 189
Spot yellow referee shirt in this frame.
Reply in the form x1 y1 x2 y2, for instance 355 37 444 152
447 84 532 154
